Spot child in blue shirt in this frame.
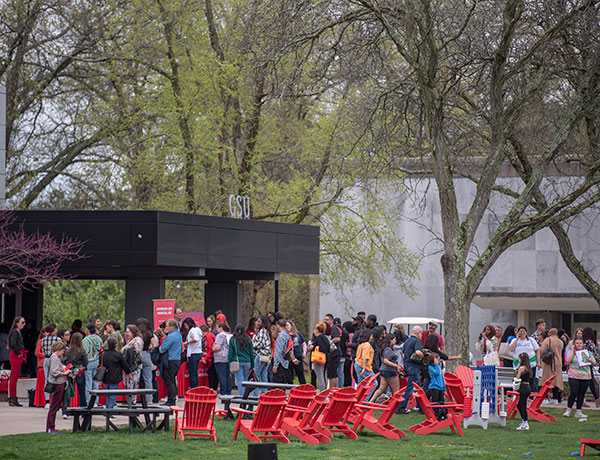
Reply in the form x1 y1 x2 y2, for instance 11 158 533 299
427 353 448 421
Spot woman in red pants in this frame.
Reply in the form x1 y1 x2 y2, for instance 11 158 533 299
7 316 26 407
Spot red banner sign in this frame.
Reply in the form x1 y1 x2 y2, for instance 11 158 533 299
153 299 176 329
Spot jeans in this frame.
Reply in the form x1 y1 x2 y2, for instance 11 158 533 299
141 351 153 403
397 365 421 412
233 362 252 397
43 357 51 401
337 359 345 387
105 382 119 409
590 367 599 399
273 364 292 384
215 362 231 395
75 373 86 407
254 356 269 396
84 359 99 406
354 363 375 399
188 353 203 390
291 360 306 384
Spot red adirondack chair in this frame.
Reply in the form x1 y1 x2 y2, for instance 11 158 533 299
506 374 556 422
455 365 474 390
580 439 600 457
282 389 332 444
232 389 290 443
285 384 316 416
347 373 379 419
408 384 464 437
172 386 219 442
313 386 358 439
444 372 466 406
351 390 407 439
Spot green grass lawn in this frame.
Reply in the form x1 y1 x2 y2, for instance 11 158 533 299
0 410 598 460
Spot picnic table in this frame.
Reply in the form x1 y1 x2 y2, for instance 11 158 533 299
219 381 297 419
66 388 172 433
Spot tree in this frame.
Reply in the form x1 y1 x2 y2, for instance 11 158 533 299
0 211 84 291
288 0 600 364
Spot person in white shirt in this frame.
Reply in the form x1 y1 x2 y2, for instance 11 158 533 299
183 318 203 389
509 326 540 391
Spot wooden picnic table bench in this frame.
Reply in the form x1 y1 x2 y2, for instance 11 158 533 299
218 381 297 419
65 388 172 433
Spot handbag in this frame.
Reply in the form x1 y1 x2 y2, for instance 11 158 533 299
259 354 271 364
229 340 240 373
483 350 499 366
93 353 106 382
512 377 522 391
44 381 56 394
311 346 326 364
498 342 512 360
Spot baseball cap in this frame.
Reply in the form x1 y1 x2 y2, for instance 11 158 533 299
216 313 227 322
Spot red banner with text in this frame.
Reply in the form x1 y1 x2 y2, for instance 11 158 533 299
153 299 176 330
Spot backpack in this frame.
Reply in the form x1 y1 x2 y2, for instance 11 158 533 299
541 345 554 365
284 336 294 361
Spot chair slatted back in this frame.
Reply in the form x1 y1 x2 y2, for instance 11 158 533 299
321 387 357 425
182 386 217 430
455 366 474 390
444 372 465 405
286 384 316 415
251 389 288 431
299 389 330 429
530 375 555 410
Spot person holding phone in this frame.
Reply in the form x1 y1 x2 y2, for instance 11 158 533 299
46 341 71 434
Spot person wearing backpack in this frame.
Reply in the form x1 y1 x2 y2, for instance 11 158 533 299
272 320 293 384
539 328 564 404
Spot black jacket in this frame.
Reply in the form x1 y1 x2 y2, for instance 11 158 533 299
8 329 24 356
101 349 131 385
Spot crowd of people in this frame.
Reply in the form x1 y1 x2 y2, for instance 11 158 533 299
476 319 599 429
2 311 599 435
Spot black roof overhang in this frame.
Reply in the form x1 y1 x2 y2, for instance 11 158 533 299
11 210 320 281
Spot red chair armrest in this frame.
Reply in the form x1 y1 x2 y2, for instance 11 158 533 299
356 402 386 410
231 407 256 416
507 391 518 396
170 406 183 412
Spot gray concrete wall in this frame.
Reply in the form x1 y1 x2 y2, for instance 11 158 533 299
320 177 599 357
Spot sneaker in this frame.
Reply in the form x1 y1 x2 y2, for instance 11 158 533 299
550 399 559 405
44 403 50 409
62 414 68 419
516 422 529 431
574 410 587 419
395 409 410 415
541 399 550 406
47 429 61 435
563 408 572 417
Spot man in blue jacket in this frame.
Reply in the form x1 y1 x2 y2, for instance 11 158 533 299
396 326 424 414
159 319 182 406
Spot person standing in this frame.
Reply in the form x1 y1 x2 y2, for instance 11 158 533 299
159 319 183 406
515 352 533 431
41 323 60 407
509 326 539 391
354 329 375 385
476 324 500 366
46 341 71 434
200 324 217 391
122 324 144 390
212 322 232 395
252 316 272 391
136 318 155 403
531 319 547 346
307 322 330 391
64 332 88 408
396 326 425 414
102 336 131 409
286 320 306 385
7 316 25 407
174 308 183 329
563 337 597 418
228 325 254 397
184 318 203 389
421 322 445 352
369 334 402 403
539 328 564 404
324 314 341 388
427 353 448 421
272 320 293 384
82 323 102 406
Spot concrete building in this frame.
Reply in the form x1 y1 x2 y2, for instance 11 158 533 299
320 175 600 356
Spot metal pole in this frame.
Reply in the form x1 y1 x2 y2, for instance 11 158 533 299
274 280 279 313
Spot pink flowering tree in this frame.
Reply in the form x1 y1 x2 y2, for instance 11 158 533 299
0 211 85 291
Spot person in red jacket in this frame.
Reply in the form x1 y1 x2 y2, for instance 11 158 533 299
200 325 217 390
